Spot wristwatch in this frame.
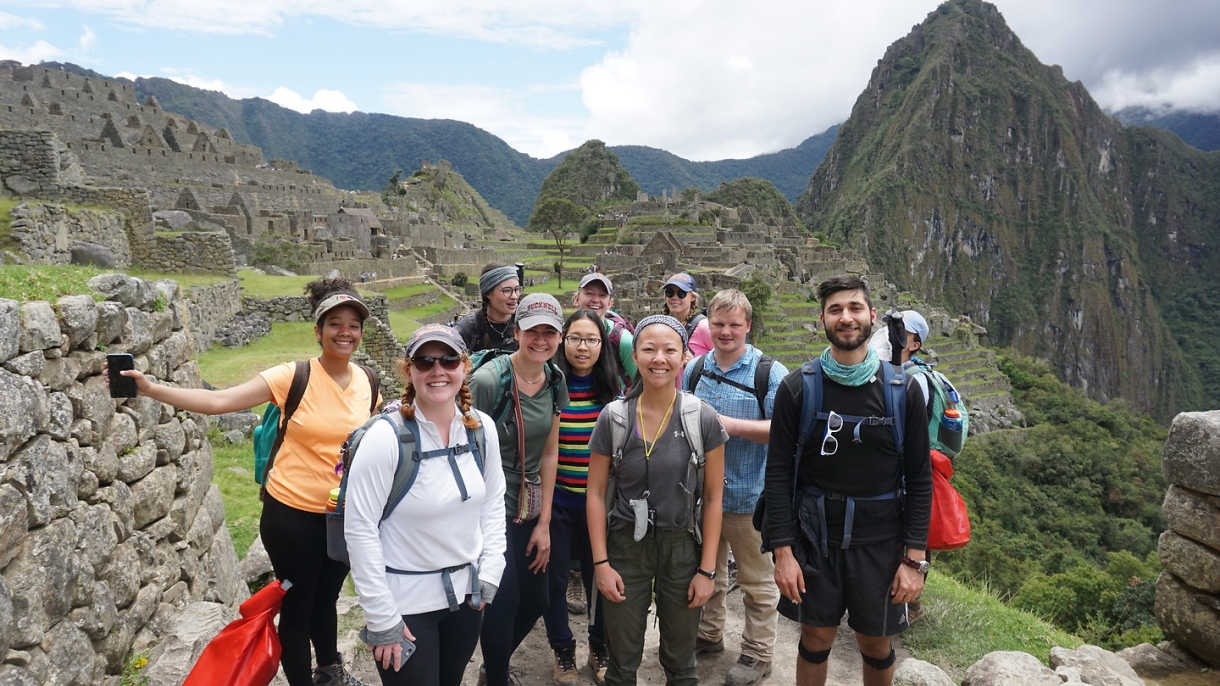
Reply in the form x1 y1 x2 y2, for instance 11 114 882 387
901 556 930 574
696 567 717 580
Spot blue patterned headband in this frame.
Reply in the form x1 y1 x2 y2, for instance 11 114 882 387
480 266 519 296
633 314 688 351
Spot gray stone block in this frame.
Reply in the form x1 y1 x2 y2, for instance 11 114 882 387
9 435 78 527
961 651 1061 686
69 240 117 268
2 517 77 648
56 294 98 349
130 465 177 530
1117 642 1194 678
1162 485 1220 552
141 602 235 686
94 300 126 346
88 273 142 307
0 369 46 461
0 298 18 364
1155 571 1220 667
1163 410 1220 496
1049 645 1144 685
1159 531 1220 593
18 301 61 352
2 350 44 377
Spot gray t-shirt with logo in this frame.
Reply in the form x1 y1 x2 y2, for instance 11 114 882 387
590 395 728 531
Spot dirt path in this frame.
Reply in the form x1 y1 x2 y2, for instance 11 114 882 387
338 585 909 686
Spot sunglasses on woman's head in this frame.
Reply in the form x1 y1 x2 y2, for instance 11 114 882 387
664 288 689 299
411 354 463 372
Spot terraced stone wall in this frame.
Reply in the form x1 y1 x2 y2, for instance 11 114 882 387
7 202 131 267
0 274 246 685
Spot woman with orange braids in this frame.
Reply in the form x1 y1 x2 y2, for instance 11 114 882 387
345 324 507 686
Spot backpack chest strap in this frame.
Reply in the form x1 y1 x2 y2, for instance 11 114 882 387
385 562 479 612
814 411 896 444
414 439 480 500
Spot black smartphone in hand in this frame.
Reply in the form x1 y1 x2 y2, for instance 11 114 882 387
106 353 137 398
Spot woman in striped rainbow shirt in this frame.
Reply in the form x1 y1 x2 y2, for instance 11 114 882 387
544 309 624 685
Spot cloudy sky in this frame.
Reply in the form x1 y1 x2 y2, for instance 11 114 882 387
2 0 1219 160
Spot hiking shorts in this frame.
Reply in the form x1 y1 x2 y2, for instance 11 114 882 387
788 537 910 637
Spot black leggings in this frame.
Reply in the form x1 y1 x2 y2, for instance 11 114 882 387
376 605 483 686
261 494 351 686
480 517 549 686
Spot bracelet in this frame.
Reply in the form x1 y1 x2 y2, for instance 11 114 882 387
593 559 609 566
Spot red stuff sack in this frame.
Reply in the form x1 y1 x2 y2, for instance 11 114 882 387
182 579 291 686
926 450 971 551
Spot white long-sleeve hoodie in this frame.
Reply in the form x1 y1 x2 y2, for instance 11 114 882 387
345 406 507 632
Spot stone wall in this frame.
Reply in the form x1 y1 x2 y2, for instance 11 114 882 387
1156 410 1220 667
180 280 243 355
7 202 131 267
305 256 419 281
0 274 246 685
137 231 238 276
0 129 60 194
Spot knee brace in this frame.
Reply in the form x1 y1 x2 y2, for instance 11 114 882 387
798 641 830 665
860 648 896 671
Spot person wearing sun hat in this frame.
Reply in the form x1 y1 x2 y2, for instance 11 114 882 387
105 276 380 686
470 292 571 686
573 272 637 387
345 322 507 686
453 262 523 354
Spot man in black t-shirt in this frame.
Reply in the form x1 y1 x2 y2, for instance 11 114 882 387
764 274 931 686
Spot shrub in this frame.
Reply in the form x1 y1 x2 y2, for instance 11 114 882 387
452 272 468 288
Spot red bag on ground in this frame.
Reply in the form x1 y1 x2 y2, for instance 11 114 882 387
926 450 971 550
182 579 291 686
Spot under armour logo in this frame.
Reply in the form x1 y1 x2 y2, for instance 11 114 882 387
674 430 685 439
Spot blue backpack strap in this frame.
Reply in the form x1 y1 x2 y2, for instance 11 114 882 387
487 355 516 426
880 362 906 461
381 416 421 521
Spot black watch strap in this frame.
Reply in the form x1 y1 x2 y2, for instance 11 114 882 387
696 567 716 580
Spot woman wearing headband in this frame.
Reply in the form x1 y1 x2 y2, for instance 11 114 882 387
107 277 379 686
586 315 727 686
346 325 506 686
452 263 522 354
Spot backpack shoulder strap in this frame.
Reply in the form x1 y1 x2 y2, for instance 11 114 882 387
603 398 630 518
880 362 907 459
358 364 381 414
486 354 516 425
546 361 564 416
265 360 311 486
686 353 708 393
753 354 775 419
678 391 704 464
467 412 488 475
381 413 421 521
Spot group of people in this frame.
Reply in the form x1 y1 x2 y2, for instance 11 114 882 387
107 264 940 686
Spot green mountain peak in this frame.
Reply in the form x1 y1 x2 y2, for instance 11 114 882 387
532 139 641 215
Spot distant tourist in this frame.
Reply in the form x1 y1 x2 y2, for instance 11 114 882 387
345 325 506 686
764 275 931 686
572 273 636 389
662 273 712 359
682 290 788 686
586 315 727 686
543 310 623 685
451 263 522 354
470 294 570 686
107 278 380 686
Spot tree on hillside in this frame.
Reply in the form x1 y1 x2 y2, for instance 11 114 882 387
381 169 406 207
530 197 585 288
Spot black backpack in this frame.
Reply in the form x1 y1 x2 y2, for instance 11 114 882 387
686 352 775 419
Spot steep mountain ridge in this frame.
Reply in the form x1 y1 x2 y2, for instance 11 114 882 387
798 0 1212 417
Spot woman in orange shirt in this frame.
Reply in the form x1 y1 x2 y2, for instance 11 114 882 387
111 277 378 686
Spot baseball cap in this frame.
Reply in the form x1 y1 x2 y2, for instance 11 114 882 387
900 310 929 342
313 292 370 325
406 323 467 357
578 273 614 294
514 293 564 331
664 273 697 293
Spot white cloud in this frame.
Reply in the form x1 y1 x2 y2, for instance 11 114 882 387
78 25 96 50
0 40 62 64
15 0 638 48
0 10 44 30
382 82 588 157
267 87 358 114
1091 52 1220 113
157 67 258 99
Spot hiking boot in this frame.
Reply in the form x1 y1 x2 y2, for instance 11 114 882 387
313 661 367 686
588 640 609 686
725 655 772 686
567 571 587 615
553 642 579 685
695 636 724 656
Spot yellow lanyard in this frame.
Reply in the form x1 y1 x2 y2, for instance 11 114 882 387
639 391 676 459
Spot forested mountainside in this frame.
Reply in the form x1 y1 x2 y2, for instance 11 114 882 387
1114 107 1220 153
797 0 1218 419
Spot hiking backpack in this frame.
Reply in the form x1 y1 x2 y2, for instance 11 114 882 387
685 352 776 419
468 353 564 428
754 358 907 553
604 311 636 388
602 391 707 544
252 361 380 486
906 357 969 458
325 410 490 566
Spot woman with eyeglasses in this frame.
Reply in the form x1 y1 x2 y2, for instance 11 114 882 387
470 293 570 686
452 262 523 354
662 273 713 357
586 315 728 686
345 325 506 686
543 309 623 684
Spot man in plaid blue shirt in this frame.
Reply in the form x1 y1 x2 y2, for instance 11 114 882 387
682 289 788 686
